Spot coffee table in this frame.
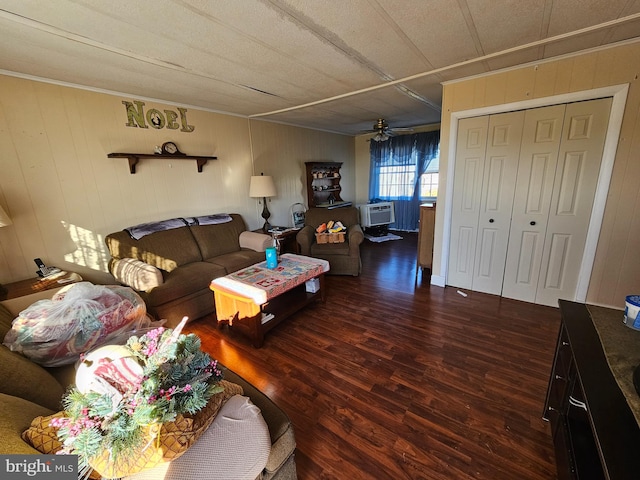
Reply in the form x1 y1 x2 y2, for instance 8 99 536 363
209 253 329 347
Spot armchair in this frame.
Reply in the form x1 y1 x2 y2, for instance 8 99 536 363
296 207 364 276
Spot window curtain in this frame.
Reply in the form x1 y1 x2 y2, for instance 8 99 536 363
369 130 440 230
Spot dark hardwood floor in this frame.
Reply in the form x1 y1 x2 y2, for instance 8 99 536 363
185 232 560 479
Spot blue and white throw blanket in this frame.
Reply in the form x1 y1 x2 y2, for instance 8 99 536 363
126 214 232 240
188 214 233 226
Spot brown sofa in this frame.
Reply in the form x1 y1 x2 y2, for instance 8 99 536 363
296 207 364 276
0 291 297 480
105 214 272 327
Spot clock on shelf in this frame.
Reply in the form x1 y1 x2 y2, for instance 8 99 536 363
160 141 184 155
108 144 217 174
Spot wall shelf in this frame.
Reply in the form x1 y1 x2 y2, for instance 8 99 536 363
305 161 343 208
108 152 217 174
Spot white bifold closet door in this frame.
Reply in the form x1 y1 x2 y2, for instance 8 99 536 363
448 97 611 307
447 114 489 291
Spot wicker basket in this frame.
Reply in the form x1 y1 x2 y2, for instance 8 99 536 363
315 232 345 243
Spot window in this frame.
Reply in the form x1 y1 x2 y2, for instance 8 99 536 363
369 131 440 231
376 149 439 200
420 153 439 199
420 172 439 199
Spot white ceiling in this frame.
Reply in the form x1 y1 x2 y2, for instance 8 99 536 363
1 0 639 136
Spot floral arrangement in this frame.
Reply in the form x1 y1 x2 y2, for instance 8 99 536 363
52 317 223 476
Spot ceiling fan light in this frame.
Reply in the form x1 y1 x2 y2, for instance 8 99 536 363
373 132 389 142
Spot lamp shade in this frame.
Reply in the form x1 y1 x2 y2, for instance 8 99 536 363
0 205 12 227
249 174 276 198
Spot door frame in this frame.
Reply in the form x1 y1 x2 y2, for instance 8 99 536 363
436 84 629 303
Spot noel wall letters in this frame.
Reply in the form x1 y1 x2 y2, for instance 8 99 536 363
122 100 195 132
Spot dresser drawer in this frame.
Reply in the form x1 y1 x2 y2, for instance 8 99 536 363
555 327 572 378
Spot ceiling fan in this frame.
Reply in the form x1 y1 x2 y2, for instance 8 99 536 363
365 118 414 142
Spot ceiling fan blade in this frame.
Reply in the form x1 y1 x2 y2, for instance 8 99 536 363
362 118 413 138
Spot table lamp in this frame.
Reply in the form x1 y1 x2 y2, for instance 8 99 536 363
249 173 277 232
0 205 12 296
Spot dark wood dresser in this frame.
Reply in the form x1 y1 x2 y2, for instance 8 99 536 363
544 300 640 479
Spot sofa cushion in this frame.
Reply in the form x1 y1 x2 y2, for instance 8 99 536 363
145 291 216 328
222 367 296 475
189 214 248 260
311 242 350 256
143 262 227 308
0 393 55 454
0 342 66 410
106 227 202 272
206 250 266 274
112 258 164 291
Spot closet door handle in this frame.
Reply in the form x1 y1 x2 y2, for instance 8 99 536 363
489 218 495 223
530 221 536 226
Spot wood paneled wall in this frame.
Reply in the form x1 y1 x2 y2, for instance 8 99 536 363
0 75 353 285
437 41 640 309
248 119 354 228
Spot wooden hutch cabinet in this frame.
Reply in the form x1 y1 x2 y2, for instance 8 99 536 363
305 162 344 208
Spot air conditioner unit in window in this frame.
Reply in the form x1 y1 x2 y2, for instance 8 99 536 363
359 202 395 227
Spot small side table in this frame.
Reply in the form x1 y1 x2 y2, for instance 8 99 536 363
253 228 300 254
0 271 83 301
